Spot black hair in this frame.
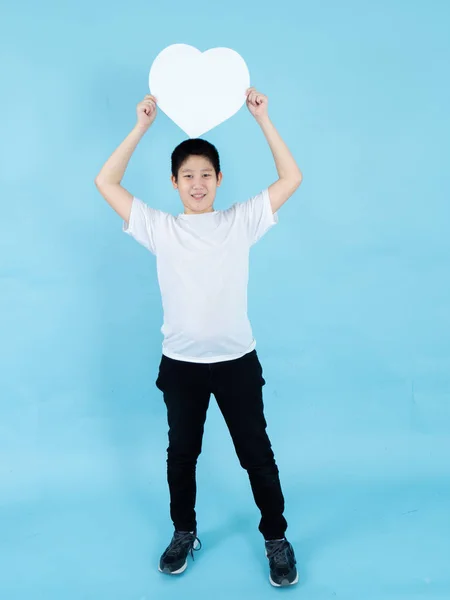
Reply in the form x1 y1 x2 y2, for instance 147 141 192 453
171 138 221 181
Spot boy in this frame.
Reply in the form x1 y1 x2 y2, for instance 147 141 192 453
95 88 303 587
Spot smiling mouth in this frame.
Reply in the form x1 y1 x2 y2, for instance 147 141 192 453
191 194 206 200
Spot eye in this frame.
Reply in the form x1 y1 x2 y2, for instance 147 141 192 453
203 173 211 178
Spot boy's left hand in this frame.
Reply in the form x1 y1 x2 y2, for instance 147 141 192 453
246 87 269 121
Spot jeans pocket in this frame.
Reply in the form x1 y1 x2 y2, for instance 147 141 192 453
251 351 266 387
155 356 167 391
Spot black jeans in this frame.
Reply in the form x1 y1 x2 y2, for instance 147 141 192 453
155 349 288 540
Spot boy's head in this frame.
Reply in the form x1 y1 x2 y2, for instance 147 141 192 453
171 139 223 215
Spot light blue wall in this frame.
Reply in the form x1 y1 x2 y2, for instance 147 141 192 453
1 1 449 598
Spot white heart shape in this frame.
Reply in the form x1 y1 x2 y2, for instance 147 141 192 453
149 44 251 138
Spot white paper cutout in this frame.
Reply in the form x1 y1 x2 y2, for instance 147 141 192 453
149 44 251 138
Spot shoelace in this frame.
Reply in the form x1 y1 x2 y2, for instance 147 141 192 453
266 540 292 566
167 531 202 560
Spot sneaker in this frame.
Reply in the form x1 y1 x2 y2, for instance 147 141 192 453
158 531 202 575
265 538 299 587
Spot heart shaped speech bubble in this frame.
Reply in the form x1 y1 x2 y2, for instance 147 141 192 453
149 44 251 138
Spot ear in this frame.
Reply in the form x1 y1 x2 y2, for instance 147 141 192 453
217 172 223 187
171 175 178 189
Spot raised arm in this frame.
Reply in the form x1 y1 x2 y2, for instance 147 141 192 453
94 95 157 224
246 87 303 213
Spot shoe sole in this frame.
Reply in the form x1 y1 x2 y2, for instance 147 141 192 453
158 538 200 576
265 549 299 587
269 571 299 587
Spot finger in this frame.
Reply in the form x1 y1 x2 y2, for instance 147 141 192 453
142 102 155 113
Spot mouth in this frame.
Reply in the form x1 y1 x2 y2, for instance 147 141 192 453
191 193 206 200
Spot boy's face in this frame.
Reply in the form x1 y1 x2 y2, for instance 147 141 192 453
172 155 222 215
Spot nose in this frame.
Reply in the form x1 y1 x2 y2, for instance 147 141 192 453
192 177 205 188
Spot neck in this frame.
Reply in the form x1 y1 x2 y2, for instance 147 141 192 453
184 207 215 215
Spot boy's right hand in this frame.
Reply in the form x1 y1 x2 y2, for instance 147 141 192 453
136 95 157 130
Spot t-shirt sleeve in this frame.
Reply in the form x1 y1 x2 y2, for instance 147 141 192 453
233 188 279 246
122 197 164 255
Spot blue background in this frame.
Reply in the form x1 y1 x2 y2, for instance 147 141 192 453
1 0 449 598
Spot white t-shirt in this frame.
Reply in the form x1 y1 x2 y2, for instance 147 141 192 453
123 188 278 363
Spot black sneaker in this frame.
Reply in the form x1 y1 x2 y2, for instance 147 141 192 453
158 531 202 575
265 538 299 587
